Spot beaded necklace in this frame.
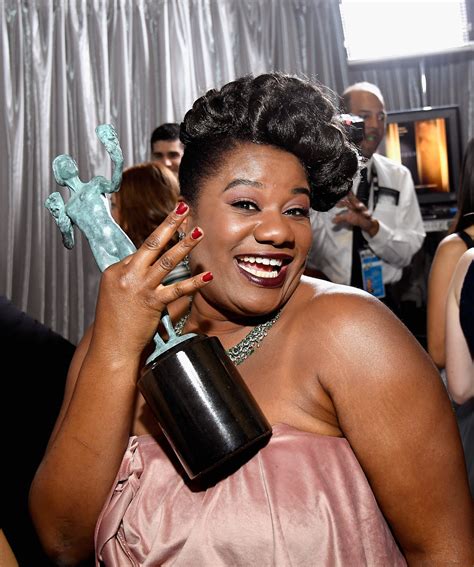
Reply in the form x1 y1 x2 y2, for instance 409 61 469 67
174 308 282 366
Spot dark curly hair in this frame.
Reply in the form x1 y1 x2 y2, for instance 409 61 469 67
150 123 180 150
179 73 359 211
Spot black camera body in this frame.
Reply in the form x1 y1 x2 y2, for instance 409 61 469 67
339 113 365 145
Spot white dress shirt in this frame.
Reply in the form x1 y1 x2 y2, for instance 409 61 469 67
307 153 426 285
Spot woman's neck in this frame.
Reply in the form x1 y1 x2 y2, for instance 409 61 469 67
182 293 283 339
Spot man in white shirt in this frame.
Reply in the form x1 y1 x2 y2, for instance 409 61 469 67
306 82 425 313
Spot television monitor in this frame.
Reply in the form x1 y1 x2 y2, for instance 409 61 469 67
378 105 462 207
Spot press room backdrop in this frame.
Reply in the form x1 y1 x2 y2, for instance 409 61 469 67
1 0 473 344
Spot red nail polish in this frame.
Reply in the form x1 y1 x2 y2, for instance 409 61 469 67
191 227 202 239
176 202 188 215
202 272 213 282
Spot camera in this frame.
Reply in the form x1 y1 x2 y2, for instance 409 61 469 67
338 113 365 145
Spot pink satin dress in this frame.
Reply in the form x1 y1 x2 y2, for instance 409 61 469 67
95 424 406 566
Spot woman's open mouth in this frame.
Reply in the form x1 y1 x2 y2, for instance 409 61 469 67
235 255 291 287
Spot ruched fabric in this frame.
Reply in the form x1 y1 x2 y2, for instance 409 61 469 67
95 424 406 566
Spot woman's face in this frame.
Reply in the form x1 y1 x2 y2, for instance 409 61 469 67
185 142 312 316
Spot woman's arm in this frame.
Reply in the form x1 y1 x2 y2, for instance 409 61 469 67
427 236 467 369
446 248 474 403
317 293 473 565
29 206 211 565
29 314 140 564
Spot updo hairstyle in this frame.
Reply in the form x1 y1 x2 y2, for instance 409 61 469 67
179 73 359 211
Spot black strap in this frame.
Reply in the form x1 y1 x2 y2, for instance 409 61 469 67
457 230 474 249
350 168 369 288
356 167 370 206
460 260 474 356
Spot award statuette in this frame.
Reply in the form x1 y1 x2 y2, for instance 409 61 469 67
46 124 272 481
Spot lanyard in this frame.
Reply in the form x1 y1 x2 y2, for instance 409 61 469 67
370 164 380 210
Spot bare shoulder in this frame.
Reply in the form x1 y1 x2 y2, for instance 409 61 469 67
435 232 469 258
429 234 468 284
297 275 395 336
296 276 436 393
294 281 473 555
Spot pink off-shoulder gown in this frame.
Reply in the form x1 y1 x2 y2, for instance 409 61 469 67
95 423 406 566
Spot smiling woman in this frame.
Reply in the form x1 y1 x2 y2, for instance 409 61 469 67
180 143 314 308
29 73 474 566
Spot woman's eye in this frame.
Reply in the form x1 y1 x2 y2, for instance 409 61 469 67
231 200 259 211
285 207 309 217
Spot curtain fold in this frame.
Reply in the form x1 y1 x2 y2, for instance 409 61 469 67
424 51 474 147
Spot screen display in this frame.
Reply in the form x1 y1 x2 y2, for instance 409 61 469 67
385 118 450 192
378 105 461 205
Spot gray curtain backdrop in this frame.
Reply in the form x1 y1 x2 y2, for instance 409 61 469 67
1 0 472 344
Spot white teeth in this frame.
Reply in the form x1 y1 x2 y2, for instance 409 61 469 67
241 256 283 267
236 256 286 279
239 264 279 278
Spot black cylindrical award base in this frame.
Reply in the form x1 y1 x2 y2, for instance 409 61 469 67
138 335 272 480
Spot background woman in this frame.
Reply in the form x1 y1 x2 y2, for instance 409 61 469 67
427 138 474 370
111 161 190 285
446 247 474 497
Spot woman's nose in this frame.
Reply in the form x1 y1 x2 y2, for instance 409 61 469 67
253 211 295 247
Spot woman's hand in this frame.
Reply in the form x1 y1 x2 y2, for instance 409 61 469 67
91 202 212 363
28 205 213 565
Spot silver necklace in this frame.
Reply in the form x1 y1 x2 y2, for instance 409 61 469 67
174 308 282 366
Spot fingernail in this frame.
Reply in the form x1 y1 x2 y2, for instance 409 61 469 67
202 272 213 282
176 202 188 215
191 227 202 239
